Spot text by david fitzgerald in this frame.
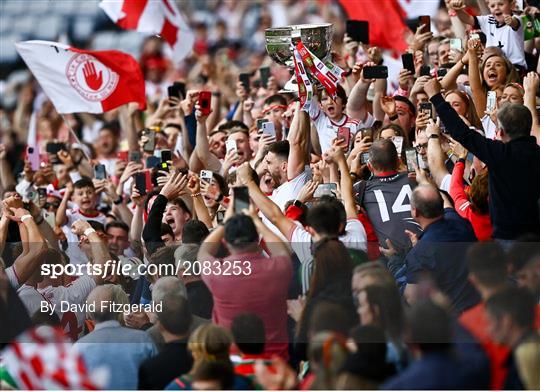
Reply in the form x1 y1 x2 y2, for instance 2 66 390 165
41 301 162 316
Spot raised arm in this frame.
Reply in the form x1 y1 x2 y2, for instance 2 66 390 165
346 63 372 122
466 40 487 118
448 0 475 26
237 163 296 237
193 105 222 172
425 119 450 187
324 142 357 219
0 145 15 192
287 102 310 179
523 72 540 143
187 175 214 229
55 183 72 227
9 208 47 285
70 220 110 285
248 208 291 258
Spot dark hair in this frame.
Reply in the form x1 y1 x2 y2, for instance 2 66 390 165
263 94 287 107
73 177 95 190
466 242 507 288
309 301 356 337
336 84 348 105
407 300 452 352
507 234 540 273
369 139 399 172
212 173 229 197
224 215 258 249
100 121 121 138
309 239 353 300
182 220 210 244
144 190 160 214
411 185 444 219
486 287 536 329
361 283 404 343
192 360 235 390
106 221 129 234
377 123 407 140
170 198 192 216
149 245 178 276
305 203 342 237
394 95 416 116
497 104 533 139
218 120 249 135
267 140 289 161
231 313 266 355
157 294 192 335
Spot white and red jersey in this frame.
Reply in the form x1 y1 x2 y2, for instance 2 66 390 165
309 104 375 153
39 275 97 341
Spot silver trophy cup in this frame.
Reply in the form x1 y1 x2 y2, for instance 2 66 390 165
265 23 333 92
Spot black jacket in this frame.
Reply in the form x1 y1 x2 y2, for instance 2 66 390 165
431 93 540 239
138 340 193 390
142 194 168 255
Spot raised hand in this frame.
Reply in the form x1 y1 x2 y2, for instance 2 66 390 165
296 180 319 203
71 219 92 236
380 96 397 115
159 171 188 201
83 61 103 91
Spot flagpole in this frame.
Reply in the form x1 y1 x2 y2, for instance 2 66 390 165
60 114 91 162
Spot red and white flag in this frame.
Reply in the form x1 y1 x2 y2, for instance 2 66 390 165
99 0 194 63
15 40 146 114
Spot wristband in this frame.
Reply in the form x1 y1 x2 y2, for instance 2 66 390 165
448 9 457 17
113 195 124 205
20 215 33 222
293 199 303 208
191 192 201 198
429 134 440 139
84 228 96 236
350 172 358 180
389 114 398 121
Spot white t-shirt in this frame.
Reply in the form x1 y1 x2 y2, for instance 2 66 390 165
475 15 526 67
6 266 20 290
309 104 375 154
288 218 368 294
481 114 497 140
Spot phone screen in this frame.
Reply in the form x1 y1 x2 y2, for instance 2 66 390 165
420 66 431 77
362 66 388 79
401 53 415 74
134 172 147 196
486 91 497 111
313 183 338 198
239 73 251 92
420 102 433 118
346 20 369 44
337 127 350 148
199 91 212 115
161 150 172 162
259 67 271 88
94 164 107 180
419 15 431 34
360 152 370 164
405 148 418 173
233 186 250 213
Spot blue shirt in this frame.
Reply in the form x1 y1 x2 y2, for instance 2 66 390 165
404 209 480 313
75 320 157 390
381 351 487 390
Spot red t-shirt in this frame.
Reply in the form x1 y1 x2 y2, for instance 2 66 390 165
201 251 292 360
449 161 493 241
459 301 540 389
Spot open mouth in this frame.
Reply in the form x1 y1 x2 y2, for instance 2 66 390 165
487 71 498 82
327 106 335 115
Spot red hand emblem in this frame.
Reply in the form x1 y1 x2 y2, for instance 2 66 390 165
82 61 103 91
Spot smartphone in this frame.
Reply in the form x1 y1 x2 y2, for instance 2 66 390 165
392 136 404 154
418 15 431 34
450 38 462 52
45 142 67 155
146 156 160 169
94 164 107 180
360 152 370 165
173 81 186 99
469 32 480 40
257 118 269 129
486 91 497 112
117 151 128 161
437 68 448 77
216 210 225 224
142 129 155 153
337 127 351 148
259 67 271 89
198 91 212 116
226 139 237 154
38 187 47 199
262 122 276 137
362 128 373 140
42 210 55 228
346 20 369 44
419 102 433 118
129 150 141 163
401 53 415 74
134 171 149 196
167 85 181 99
160 162 170 173
515 0 523 10
362 66 388 79
200 170 213 181
239 73 251 93
405 148 418 173
160 149 172 162
233 186 250 213
313 183 338 198
27 145 40 171
420 65 431 77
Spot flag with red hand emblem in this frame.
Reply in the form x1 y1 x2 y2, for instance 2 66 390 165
15 40 146 114
99 0 194 63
